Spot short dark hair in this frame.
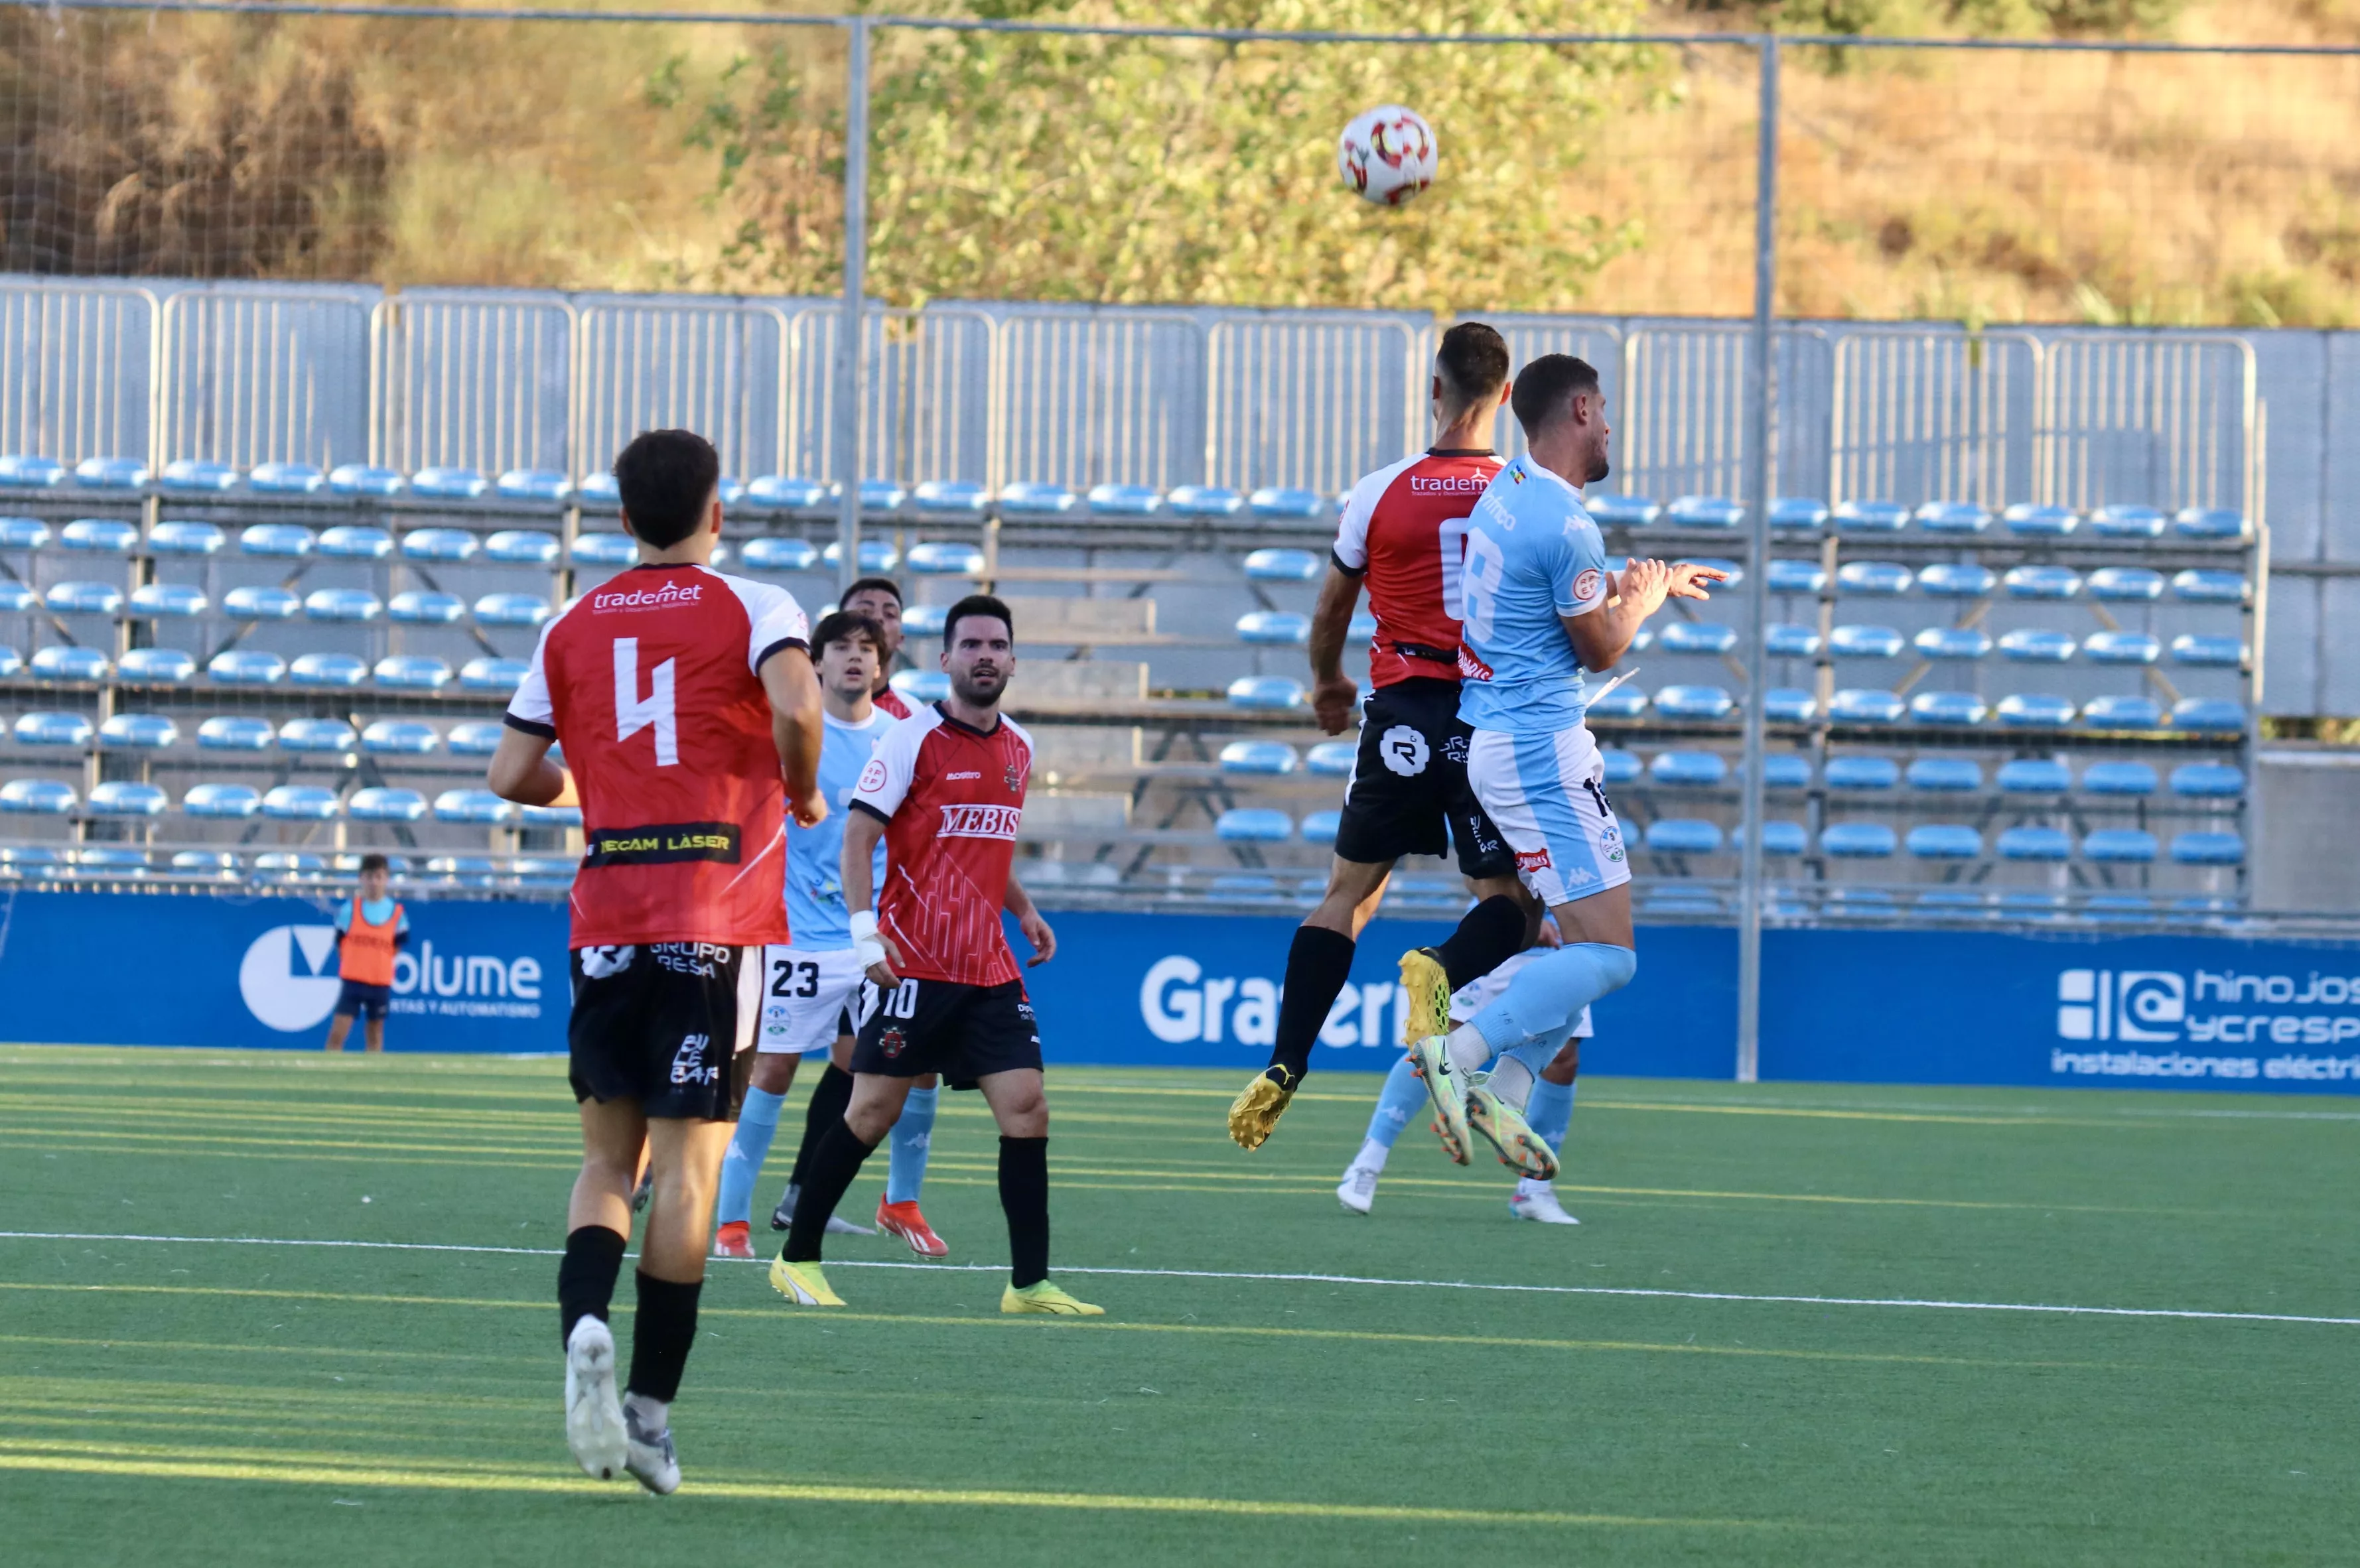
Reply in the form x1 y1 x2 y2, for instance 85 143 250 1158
943 593 1013 647
612 429 720 550
811 610 887 659
842 576 903 608
1509 355 1602 439
358 852 389 875
1436 322 1511 415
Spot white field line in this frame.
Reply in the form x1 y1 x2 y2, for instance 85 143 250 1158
1 1230 2353 1328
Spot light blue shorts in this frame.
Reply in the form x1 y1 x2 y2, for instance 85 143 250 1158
1466 724 1631 908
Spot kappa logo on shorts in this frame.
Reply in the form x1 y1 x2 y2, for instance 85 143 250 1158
579 945 636 979
669 1033 721 1085
879 1025 907 1059
1379 725 1430 778
1515 848 1553 873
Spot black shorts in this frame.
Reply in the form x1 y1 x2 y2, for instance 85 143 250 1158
333 980 389 1021
567 943 760 1121
1333 679 1516 878
850 976 1042 1084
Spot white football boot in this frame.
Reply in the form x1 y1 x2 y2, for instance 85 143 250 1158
1336 1163 1380 1215
1508 1180 1580 1225
563 1317 628 1481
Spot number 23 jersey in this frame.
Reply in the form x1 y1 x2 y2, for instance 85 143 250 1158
507 562 811 950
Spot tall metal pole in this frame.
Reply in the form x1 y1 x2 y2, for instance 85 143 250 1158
1734 35 1779 1084
833 15 872 597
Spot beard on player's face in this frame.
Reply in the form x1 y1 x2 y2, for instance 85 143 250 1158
949 663 1006 706
1586 450 1612 486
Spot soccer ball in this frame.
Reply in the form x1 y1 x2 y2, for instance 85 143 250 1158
1337 105 1436 206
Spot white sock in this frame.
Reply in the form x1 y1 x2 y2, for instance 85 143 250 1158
622 1392 668 1433
1352 1138 1391 1174
1515 1176 1552 1199
1444 1022 1494 1077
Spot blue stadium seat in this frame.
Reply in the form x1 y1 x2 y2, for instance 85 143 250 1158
1219 740 1298 775
520 805 583 828
2082 694 2164 728
411 466 488 500
1828 689 1905 724
0 778 75 813
159 458 238 493
401 528 479 563
118 647 195 684
182 782 261 818
1829 889 1903 916
890 671 953 704
251 851 328 881
317 525 394 560
1907 824 1982 858
60 517 137 553
207 651 286 685
2084 631 2160 664
1917 562 1996 598
1996 692 2076 727
474 592 551 627
906 541 985 575
1833 499 1908 533
1237 611 1310 645
493 468 569 503
1650 751 1727 785
1766 623 1820 657
2085 894 2156 923
460 657 529 691
1653 685 1733 719
1645 818 1724 852
98 713 176 749
374 655 453 691
1825 755 1900 790
1588 495 1661 527
1629 628 1653 653
2172 831 2245 865
130 583 207 618
1226 675 1305 710
1666 496 1742 528
1998 628 2075 662
1836 560 1913 596
1767 559 1827 594
72 456 147 489
446 721 507 756
434 788 514 825
1658 621 1738 655
486 529 560 564
1242 547 1322 582
740 537 819 573
0 455 64 488
0 579 29 613
2087 566 2166 602
1299 810 1342 844
149 519 224 555
0 645 20 676
263 785 342 820
1997 826 2073 860
1206 874 1284 904
305 588 382 622
1913 627 1990 660
576 472 621 504
388 590 465 624
1167 486 1245 518
1997 758 2071 793
1769 497 1830 529
1733 819 1809 855
1586 686 1651 720
88 781 167 817
2002 564 2081 600
1085 484 1162 516
853 480 905 513
821 539 899 572
1914 500 1990 534
1347 611 1379 642
900 480 983 515
251 460 326 494
2001 502 2076 536
1600 748 1642 784
2170 634 2245 667
2170 569 2246 604
2169 698 2246 732
240 523 314 558
31 647 109 681
0 516 50 550
2170 763 2244 797
2173 507 2249 541
0 846 61 878
2081 761 2158 795
279 718 358 753
1829 624 1904 659
2082 828 2158 863
1998 891 2069 921
1915 889 1992 916
349 787 429 823
2090 503 2165 539
355 720 439 757
172 850 239 878
1305 740 1357 776
1764 688 1817 722
1215 807 1292 843
44 580 122 615
291 653 368 688
1911 690 1988 725
745 475 825 510
1821 822 1897 857
1763 753 1811 787
901 605 946 636
1249 487 1327 519
1907 757 1982 791
571 533 639 566
222 586 298 620
14 712 92 746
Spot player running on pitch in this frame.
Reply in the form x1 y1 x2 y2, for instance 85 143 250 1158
1227 322 1538 1152
770 595 1102 1316
715 610 945 1262
1408 355 1721 1174
489 428 826 1495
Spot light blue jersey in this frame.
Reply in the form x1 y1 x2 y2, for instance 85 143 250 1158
783 708 890 950
1454 454 1611 736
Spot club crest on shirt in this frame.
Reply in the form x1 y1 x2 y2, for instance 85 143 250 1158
1574 567 1604 602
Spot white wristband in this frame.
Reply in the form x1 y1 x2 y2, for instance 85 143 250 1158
848 909 886 968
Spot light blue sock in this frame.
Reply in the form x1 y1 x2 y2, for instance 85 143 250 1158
1362 1055 1428 1149
1472 943 1636 1056
886 1084 937 1205
1526 1077 1576 1155
719 1084 786 1228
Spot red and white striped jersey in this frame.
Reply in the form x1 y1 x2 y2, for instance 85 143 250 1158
508 563 810 950
849 704 1032 987
1331 448 1503 688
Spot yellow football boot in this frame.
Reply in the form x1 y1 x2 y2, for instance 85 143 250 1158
1226 1065 1298 1150
1399 947 1453 1044
1465 1082 1561 1181
768 1254 845 1307
1001 1279 1105 1316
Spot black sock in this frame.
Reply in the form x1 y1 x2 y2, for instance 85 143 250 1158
1434 894 1527 992
787 1064 855 1189
999 1135 1050 1289
784 1118 877 1263
625 1271 702 1406
1268 925 1356 1081
557 1224 627 1348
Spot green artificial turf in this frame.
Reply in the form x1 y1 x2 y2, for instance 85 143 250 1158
3 1046 2357 1565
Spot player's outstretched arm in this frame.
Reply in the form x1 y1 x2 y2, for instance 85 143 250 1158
485 728 576 807
1003 871 1056 967
760 644 828 828
1563 558 1724 672
1306 564 1367 736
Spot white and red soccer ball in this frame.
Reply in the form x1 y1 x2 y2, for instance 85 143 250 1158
1337 105 1436 207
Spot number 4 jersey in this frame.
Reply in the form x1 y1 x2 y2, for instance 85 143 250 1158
507 562 811 950
1332 447 1503 688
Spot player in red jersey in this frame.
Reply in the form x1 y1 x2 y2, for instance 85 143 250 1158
488 428 827 1495
1229 322 1538 1149
769 594 1103 1317
841 576 912 720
